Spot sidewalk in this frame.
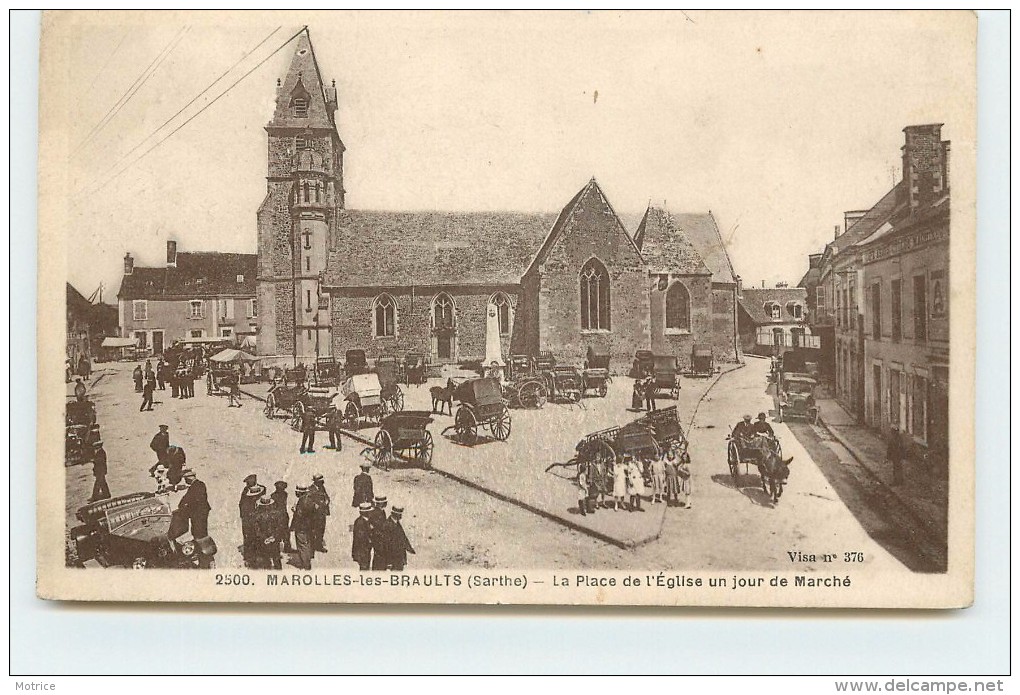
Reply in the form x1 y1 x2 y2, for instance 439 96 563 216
816 399 948 545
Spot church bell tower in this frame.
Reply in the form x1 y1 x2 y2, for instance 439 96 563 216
256 28 345 361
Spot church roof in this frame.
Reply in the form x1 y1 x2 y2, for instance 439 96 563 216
323 211 559 289
269 30 335 131
633 206 712 276
671 211 736 284
118 252 257 300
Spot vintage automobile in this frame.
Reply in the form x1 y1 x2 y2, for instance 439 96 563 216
370 410 435 470
688 344 714 378
314 357 343 387
344 349 370 377
449 377 512 445
502 354 548 409
581 345 612 398
777 373 819 423
66 492 217 569
402 351 428 385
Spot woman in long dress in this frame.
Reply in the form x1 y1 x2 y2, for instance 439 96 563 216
664 450 681 506
590 458 609 510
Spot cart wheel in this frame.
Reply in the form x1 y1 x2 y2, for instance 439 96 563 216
454 407 477 445
394 389 405 412
491 405 512 441
379 398 391 419
264 394 275 419
597 383 608 398
290 402 304 431
519 381 547 409
344 401 360 430
727 440 740 484
419 430 434 468
374 430 393 470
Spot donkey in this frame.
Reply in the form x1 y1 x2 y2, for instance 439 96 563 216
430 378 456 415
757 443 793 505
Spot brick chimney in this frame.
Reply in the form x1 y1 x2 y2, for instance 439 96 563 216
902 123 949 212
123 252 134 276
167 240 178 268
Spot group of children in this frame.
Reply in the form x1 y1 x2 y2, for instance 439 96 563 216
577 442 692 515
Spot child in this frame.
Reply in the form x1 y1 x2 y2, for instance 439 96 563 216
626 456 646 512
612 459 628 511
650 452 666 504
677 446 692 509
664 449 680 506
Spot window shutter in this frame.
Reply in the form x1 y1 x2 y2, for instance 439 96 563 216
226 300 235 320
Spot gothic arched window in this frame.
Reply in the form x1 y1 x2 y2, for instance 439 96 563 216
489 292 514 335
373 294 396 338
665 281 691 331
580 258 610 330
432 293 456 331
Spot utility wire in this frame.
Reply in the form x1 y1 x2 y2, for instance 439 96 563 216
81 26 306 197
84 30 129 96
89 26 282 189
74 25 190 156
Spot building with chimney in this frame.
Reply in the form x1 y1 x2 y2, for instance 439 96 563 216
256 31 742 370
117 241 258 355
799 124 950 469
737 286 814 357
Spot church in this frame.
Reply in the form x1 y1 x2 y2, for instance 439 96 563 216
257 32 741 372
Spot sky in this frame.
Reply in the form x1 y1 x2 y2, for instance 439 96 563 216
51 10 974 300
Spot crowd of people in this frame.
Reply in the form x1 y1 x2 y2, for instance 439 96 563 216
577 441 692 515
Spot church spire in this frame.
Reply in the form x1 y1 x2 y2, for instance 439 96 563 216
269 28 335 130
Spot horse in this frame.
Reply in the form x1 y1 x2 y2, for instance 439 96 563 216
430 378 456 415
753 436 792 505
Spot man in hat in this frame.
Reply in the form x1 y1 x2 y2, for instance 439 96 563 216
642 374 657 412
383 506 416 572
156 359 167 391
732 414 754 446
73 377 87 403
351 503 374 571
177 469 211 540
327 406 344 452
88 440 110 502
369 496 389 570
239 475 261 566
164 445 187 486
271 481 293 553
290 485 315 570
310 474 330 553
148 425 170 471
252 494 282 570
140 373 156 411
752 412 776 439
351 463 374 508
299 406 317 453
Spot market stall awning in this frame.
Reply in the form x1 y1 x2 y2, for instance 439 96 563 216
239 335 256 350
101 337 138 348
210 348 259 363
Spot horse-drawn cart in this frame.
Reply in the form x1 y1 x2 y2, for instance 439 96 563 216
726 432 789 504
291 388 339 431
344 349 370 377
206 366 238 396
687 344 714 378
264 382 308 423
369 411 435 470
581 345 612 398
502 354 548 409
449 377 511 445
402 352 428 385
314 357 343 387
375 356 405 412
556 405 687 475
648 354 681 399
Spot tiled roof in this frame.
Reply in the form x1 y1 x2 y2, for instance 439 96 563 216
826 182 905 258
673 212 736 284
323 211 559 288
739 288 808 325
118 252 257 300
634 206 712 276
797 266 820 289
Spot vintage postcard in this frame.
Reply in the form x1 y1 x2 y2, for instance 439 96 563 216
38 10 976 606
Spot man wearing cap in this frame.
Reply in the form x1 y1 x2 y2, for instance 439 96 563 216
752 412 776 439
88 440 110 502
271 481 293 553
327 406 344 452
290 485 315 569
239 475 260 566
369 496 389 570
299 406 317 454
140 373 156 412
148 425 170 471
164 445 187 487
383 506 416 572
310 474 331 553
351 503 374 571
177 469 211 540
351 463 374 508
253 494 282 570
